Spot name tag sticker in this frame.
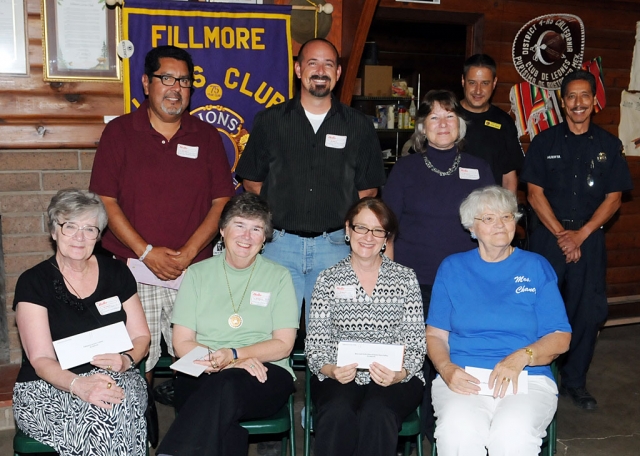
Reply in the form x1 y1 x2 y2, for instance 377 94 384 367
335 285 357 300
325 134 347 149
484 120 502 129
176 144 199 159
459 167 480 180
95 296 122 315
250 291 271 307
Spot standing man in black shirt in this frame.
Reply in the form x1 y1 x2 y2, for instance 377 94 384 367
236 38 386 323
460 54 524 193
521 70 633 410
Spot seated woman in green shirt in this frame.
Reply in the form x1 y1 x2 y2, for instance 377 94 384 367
157 192 299 456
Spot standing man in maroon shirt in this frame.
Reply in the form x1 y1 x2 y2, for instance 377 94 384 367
90 46 235 388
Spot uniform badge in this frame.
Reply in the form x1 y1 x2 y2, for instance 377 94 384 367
597 152 607 162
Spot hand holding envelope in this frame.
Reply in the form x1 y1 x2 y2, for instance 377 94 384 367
336 341 406 386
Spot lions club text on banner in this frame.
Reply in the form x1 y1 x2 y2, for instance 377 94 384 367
122 0 293 188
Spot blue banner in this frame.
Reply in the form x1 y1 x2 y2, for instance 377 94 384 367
122 0 293 188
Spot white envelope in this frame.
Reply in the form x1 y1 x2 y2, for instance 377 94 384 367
169 346 210 377
336 341 405 371
53 322 133 370
127 258 185 290
464 366 529 396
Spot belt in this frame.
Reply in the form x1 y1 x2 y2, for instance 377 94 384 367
275 227 343 238
561 219 586 230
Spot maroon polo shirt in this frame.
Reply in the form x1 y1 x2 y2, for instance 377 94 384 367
89 100 235 264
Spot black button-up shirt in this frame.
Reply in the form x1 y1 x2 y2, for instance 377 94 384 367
237 94 386 232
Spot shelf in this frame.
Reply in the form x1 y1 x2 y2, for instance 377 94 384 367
375 128 414 133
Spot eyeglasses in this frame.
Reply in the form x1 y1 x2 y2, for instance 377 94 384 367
351 224 388 238
474 214 516 225
151 74 193 88
57 222 100 240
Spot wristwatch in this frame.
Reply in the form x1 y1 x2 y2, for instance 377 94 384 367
122 352 136 370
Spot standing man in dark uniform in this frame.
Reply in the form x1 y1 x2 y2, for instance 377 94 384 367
236 38 386 323
521 70 633 410
460 54 524 193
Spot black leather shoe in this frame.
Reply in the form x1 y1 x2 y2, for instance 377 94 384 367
153 379 175 406
559 385 598 410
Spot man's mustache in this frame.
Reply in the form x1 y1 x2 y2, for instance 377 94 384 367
163 91 182 101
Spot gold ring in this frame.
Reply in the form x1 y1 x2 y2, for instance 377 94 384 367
107 365 111 371
107 382 112 389
503 377 510 383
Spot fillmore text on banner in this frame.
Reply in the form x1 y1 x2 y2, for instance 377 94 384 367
122 0 293 188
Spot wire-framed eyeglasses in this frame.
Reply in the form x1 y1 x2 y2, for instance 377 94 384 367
151 74 193 88
57 222 100 240
474 213 516 225
351 224 388 238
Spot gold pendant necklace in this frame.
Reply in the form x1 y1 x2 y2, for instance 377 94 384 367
222 259 257 328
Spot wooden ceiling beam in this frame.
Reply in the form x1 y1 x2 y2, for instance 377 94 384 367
338 0 380 105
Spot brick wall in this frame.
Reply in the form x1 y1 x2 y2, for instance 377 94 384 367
0 149 95 363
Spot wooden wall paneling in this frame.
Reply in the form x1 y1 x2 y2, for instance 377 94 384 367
0 124 105 149
608 248 640 267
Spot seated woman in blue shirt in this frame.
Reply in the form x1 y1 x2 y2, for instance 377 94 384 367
426 186 571 456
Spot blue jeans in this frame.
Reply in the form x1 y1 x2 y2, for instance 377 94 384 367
263 229 350 324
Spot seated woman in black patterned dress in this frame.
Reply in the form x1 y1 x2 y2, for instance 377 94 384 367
305 197 426 456
12 189 150 456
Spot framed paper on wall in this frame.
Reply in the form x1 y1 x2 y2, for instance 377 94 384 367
0 0 28 76
42 0 122 82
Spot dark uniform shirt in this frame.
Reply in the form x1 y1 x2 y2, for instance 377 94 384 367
461 104 524 185
236 93 386 233
521 122 633 222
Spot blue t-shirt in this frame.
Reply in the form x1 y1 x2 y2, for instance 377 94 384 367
427 248 571 380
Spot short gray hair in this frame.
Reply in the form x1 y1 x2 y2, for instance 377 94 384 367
47 189 108 238
459 186 522 230
219 192 274 241
412 89 467 154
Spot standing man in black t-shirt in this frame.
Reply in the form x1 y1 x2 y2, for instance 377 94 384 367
236 38 386 324
460 54 524 193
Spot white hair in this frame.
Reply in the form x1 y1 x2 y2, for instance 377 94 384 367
459 186 522 230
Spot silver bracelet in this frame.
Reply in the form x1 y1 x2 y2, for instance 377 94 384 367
69 376 80 397
139 244 153 261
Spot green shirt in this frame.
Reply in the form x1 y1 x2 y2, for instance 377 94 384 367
172 254 299 377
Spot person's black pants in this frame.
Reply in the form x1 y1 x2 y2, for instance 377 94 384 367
311 375 424 456
157 363 294 456
530 226 608 388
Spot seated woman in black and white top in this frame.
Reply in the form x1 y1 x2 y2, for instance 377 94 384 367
305 197 426 456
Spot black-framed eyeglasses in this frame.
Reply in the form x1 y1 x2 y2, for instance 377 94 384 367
351 224 388 238
57 222 100 240
474 213 516 225
151 74 193 88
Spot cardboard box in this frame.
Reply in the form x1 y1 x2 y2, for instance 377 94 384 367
364 65 392 97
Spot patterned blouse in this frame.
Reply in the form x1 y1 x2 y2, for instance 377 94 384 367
305 255 426 385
